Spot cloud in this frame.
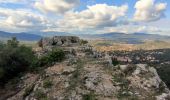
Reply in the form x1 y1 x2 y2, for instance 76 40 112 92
51 4 128 32
0 8 49 32
134 0 167 22
35 0 80 14
97 25 166 35
0 0 21 3
0 0 168 36
0 0 32 4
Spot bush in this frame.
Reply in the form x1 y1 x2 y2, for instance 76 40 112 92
112 58 120 66
157 65 170 88
7 37 19 48
43 78 53 88
80 40 88 45
0 38 36 85
0 42 5 49
48 48 65 62
32 48 65 68
83 91 96 100
0 38 65 86
34 89 47 99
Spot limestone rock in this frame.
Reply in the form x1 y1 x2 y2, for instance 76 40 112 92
156 93 170 100
119 65 128 71
40 36 80 48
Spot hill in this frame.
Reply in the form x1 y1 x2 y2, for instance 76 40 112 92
1 37 170 100
0 31 42 41
1 36 170 100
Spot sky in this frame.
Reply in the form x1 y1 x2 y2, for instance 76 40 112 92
0 0 169 35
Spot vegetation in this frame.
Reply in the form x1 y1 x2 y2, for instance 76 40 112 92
112 58 120 66
80 39 88 45
68 59 83 90
157 65 170 88
31 48 65 70
0 37 65 86
43 78 53 88
112 68 132 99
0 37 36 85
34 89 47 100
83 91 96 100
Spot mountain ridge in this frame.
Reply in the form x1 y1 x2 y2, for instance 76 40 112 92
0 31 170 43
0 31 42 41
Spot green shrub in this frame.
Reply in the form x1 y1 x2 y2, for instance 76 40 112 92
0 38 65 86
157 65 170 88
0 38 36 85
7 37 19 48
48 48 65 62
80 40 88 45
34 89 47 99
112 58 120 66
83 92 96 100
37 48 65 67
43 78 53 88
0 42 5 49
30 48 65 72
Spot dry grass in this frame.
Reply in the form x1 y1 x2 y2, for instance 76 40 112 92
89 40 170 51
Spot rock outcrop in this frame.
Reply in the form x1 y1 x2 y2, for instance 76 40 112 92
39 36 80 48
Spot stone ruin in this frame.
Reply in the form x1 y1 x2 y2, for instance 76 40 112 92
39 36 80 48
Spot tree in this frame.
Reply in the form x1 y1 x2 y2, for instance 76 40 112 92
7 37 19 48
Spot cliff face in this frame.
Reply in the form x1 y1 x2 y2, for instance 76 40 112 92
2 36 170 100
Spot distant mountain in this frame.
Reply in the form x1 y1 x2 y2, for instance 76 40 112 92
77 32 170 44
31 31 71 37
0 31 170 44
0 31 42 41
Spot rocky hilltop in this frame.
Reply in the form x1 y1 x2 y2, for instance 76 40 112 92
2 36 170 100
39 36 80 48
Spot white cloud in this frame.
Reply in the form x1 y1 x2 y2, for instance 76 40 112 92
51 4 128 32
0 8 49 32
134 0 167 22
0 0 33 4
35 0 80 14
0 0 168 36
0 0 21 3
97 25 168 35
